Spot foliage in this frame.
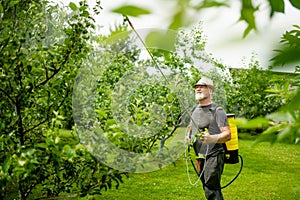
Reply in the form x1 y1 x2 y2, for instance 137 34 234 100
234 71 300 143
1 0 300 198
74 25 191 171
271 25 300 67
1 114 127 199
234 38 300 143
94 25 154 152
0 0 126 199
225 59 283 119
252 74 300 144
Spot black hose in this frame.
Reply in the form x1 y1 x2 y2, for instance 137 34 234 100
188 145 243 190
219 154 243 189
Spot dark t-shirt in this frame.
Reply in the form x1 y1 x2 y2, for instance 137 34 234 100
190 103 229 157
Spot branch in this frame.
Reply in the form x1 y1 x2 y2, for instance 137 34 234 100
35 38 74 88
35 67 62 91
22 40 74 133
0 88 16 105
23 88 70 134
26 41 73 95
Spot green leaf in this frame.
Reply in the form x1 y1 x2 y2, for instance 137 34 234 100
264 89 280 93
195 0 229 9
69 2 78 11
284 89 300 111
8 0 19 8
271 25 300 67
107 119 117 126
276 126 292 142
79 5 88 11
145 30 176 52
239 0 258 37
289 0 300 9
63 144 76 159
235 117 270 129
35 143 48 149
0 4 3 13
3 157 12 173
271 48 300 67
81 10 90 17
268 0 285 17
241 8 256 28
111 5 151 17
243 26 252 38
169 11 184 30
266 111 294 123
254 126 280 144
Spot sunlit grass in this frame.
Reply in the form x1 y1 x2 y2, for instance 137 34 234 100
96 139 300 200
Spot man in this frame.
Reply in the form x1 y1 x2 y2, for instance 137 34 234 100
186 76 231 200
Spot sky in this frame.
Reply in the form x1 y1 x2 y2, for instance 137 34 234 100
65 0 300 71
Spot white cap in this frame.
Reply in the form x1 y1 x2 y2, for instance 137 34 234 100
194 77 215 92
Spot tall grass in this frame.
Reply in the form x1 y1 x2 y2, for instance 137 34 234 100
97 139 300 200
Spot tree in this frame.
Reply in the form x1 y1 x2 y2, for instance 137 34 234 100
0 0 126 199
226 59 283 119
72 23 194 173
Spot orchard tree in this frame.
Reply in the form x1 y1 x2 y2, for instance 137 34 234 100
226 58 283 119
0 0 126 199
75 24 190 168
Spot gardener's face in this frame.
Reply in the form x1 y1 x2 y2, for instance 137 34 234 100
195 85 209 100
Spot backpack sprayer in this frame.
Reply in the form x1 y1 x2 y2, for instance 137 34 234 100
225 114 241 164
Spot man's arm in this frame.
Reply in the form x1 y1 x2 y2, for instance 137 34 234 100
201 107 231 144
201 126 231 144
216 126 231 143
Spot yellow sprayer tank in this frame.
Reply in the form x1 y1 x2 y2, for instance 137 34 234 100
225 114 239 164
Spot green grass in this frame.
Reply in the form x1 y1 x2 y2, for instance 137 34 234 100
95 139 300 200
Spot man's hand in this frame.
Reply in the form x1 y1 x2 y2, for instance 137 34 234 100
201 132 219 144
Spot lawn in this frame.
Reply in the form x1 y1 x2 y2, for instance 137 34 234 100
96 137 300 200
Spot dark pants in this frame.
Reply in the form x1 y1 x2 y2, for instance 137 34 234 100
198 152 225 200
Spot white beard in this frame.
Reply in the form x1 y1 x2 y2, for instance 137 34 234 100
195 93 205 100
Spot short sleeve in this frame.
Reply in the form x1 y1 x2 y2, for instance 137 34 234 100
215 107 229 127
